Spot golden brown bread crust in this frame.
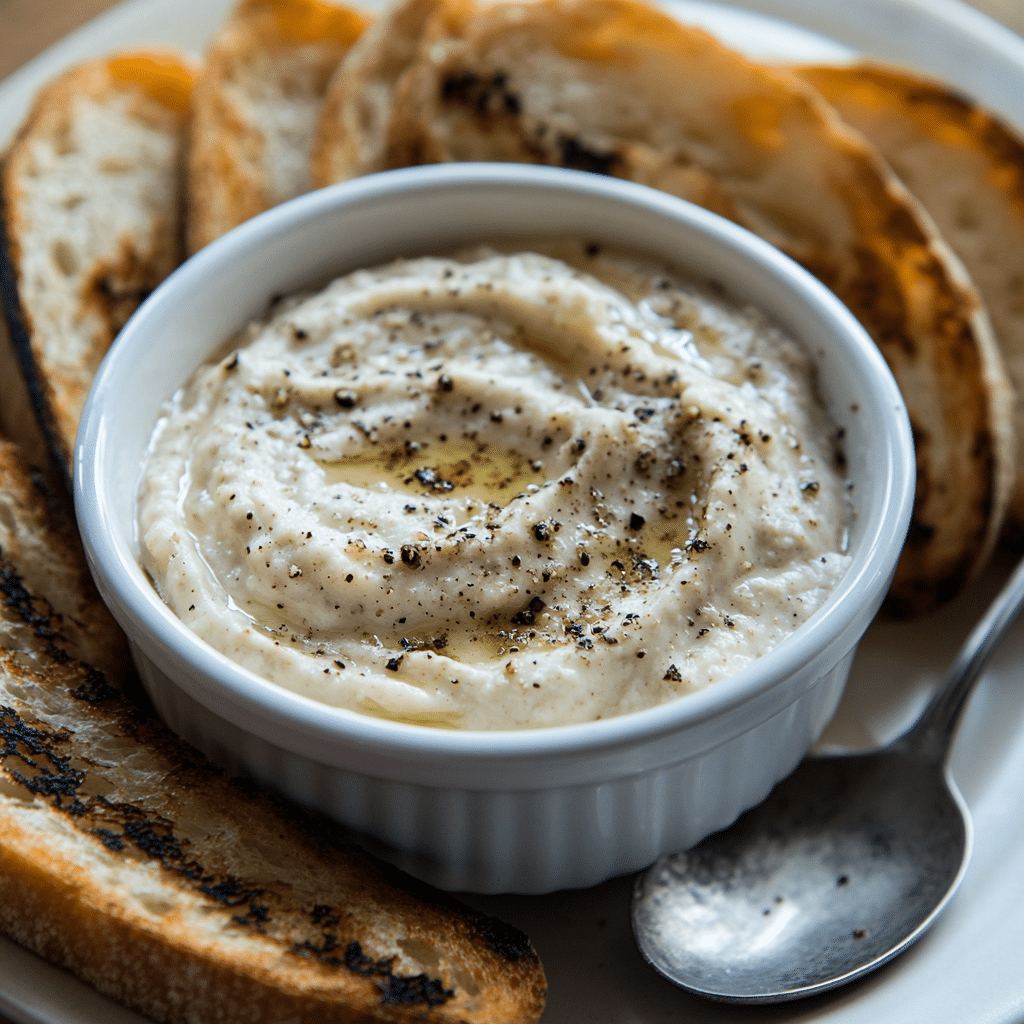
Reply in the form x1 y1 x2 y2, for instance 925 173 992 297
311 0 452 187
346 0 1014 615
0 431 546 1023
0 52 195 480
187 0 370 254
797 61 1024 546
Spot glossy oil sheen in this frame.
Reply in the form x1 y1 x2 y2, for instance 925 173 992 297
77 165 914 892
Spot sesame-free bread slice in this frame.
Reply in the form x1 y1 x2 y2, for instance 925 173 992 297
0 432 546 1024
798 62 1024 543
360 0 1015 616
0 52 195 482
187 0 370 254
310 0 450 187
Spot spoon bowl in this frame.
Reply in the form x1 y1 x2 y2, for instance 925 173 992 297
632 750 970 1001
632 555 1024 1002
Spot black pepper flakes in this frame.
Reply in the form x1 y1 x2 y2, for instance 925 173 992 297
512 596 546 626
415 467 454 492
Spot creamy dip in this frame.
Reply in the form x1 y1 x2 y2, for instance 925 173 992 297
137 242 851 730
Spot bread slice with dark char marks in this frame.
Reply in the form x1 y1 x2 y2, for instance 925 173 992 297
0 431 546 1024
1 52 195 482
333 0 1015 616
797 61 1024 545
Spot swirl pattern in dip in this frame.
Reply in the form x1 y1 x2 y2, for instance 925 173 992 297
137 243 851 729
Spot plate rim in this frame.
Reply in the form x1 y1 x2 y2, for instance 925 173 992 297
2 2 1024 1024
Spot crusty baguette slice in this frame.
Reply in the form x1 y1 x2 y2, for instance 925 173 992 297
187 0 370 254
0 52 195 482
310 0 454 187
797 61 1024 543
0 433 546 1024
349 0 1015 616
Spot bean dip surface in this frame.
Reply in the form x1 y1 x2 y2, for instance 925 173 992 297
137 242 851 729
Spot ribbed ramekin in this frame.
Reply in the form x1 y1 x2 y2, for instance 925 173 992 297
75 164 914 894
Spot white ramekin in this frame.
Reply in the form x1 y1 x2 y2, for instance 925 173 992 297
75 164 914 894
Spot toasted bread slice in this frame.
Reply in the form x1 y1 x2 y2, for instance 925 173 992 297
0 52 195 482
797 62 1024 543
0 312 63 497
311 0 458 186
0 431 546 1023
357 0 1015 615
187 0 370 254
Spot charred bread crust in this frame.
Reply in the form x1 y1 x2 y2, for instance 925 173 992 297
377 0 1014 616
798 61 1024 550
0 434 546 1024
0 197 69 492
0 53 195 479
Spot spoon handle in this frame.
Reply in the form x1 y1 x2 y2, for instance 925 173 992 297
900 555 1024 763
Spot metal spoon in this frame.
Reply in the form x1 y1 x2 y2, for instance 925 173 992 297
631 555 1024 1003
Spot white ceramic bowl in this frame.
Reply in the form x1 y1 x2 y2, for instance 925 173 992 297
76 164 914 894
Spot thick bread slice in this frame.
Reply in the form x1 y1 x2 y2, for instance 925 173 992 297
187 0 370 255
310 0 457 187
0 451 131 691
0 53 195 482
797 62 1024 543
0 313 63 497
357 0 1015 616
0 435 546 1023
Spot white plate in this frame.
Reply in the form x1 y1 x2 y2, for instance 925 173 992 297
4 1 1024 1022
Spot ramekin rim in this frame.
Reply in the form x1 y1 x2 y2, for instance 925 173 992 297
75 162 915 761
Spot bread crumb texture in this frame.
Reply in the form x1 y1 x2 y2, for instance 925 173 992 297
1 53 194 473
187 0 369 252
